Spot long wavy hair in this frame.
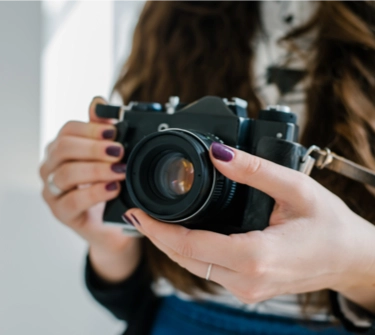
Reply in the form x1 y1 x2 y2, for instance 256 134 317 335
113 1 375 315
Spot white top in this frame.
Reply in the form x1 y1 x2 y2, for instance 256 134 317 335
254 0 318 136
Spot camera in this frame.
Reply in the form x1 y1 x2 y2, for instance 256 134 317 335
96 96 307 234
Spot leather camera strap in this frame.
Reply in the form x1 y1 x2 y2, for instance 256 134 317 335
306 146 375 187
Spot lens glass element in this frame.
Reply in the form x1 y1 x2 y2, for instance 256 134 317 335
155 153 194 199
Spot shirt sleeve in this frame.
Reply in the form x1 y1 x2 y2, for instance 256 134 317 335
84 252 161 334
329 290 375 334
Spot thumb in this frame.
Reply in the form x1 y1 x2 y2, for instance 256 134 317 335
89 96 115 124
209 142 309 203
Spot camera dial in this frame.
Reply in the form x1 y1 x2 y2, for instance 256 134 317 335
259 105 297 124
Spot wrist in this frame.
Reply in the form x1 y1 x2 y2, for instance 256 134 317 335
329 213 375 313
89 238 141 284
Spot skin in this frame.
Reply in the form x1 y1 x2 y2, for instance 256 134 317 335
41 97 375 315
40 97 141 283
125 145 375 314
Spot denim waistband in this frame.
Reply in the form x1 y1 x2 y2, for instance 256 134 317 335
150 295 353 335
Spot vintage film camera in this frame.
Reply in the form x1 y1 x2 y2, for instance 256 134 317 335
96 96 308 235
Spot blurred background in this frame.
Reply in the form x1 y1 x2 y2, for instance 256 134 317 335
0 1 145 334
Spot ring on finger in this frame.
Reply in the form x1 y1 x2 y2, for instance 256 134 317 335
206 263 213 281
47 173 64 196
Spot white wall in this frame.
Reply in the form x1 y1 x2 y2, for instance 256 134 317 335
0 1 143 334
0 1 41 191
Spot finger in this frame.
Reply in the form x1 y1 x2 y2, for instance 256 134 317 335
141 228 236 286
59 121 117 141
144 233 266 304
43 137 124 178
125 209 259 272
52 162 126 193
54 181 120 224
209 142 311 203
89 96 116 124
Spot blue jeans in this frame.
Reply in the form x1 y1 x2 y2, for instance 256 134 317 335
151 296 353 335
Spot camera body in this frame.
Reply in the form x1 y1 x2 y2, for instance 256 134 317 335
97 96 306 234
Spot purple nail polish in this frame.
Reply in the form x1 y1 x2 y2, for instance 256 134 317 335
131 214 141 226
121 214 134 226
111 163 127 173
105 182 118 191
102 129 115 139
211 142 234 162
106 146 121 157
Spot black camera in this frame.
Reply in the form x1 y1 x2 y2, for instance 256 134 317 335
96 96 307 235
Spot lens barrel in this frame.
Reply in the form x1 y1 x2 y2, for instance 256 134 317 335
125 129 236 225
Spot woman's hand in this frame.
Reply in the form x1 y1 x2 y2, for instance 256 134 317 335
40 97 141 283
124 143 375 311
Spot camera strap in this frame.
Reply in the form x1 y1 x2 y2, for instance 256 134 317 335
300 145 375 187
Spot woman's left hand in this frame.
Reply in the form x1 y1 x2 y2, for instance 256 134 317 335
124 143 375 304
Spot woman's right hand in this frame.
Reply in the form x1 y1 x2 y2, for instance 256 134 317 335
39 97 141 283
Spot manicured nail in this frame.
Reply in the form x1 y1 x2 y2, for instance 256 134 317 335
111 163 127 173
105 182 118 191
211 142 234 162
131 214 141 226
106 146 121 157
102 129 115 139
121 214 134 226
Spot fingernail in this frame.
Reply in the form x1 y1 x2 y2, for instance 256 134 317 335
211 142 234 162
121 214 134 226
102 129 115 139
105 182 118 191
111 163 127 173
106 146 121 157
131 214 141 226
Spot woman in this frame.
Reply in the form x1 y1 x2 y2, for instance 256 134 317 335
40 2 375 334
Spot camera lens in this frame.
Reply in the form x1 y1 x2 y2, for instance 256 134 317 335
125 129 236 224
154 153 194 199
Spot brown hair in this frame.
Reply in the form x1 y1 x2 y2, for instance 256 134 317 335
113 1 375 314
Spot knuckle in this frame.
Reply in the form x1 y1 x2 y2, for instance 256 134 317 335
39 163 47 180
85 186 102 206
176 240 194 259
167 249 183 265
44 141 55 161
60 121 76 135
47 140 58 158
243 155 262 177
230 232 267 274
42 187 51 203
90 163 104 180
161 250 186 271
50 205 62 220
232 283 264 304
42 192 61 218
292 174 314 203
54 165 69 189
89 123 99 139
64 192 80 214
242 289 263 304
249 259 267 277
53 137 68 157
237 256 268 278
45 141 54 154
90 141 100 159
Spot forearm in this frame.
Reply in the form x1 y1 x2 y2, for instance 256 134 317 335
89 238 142 284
